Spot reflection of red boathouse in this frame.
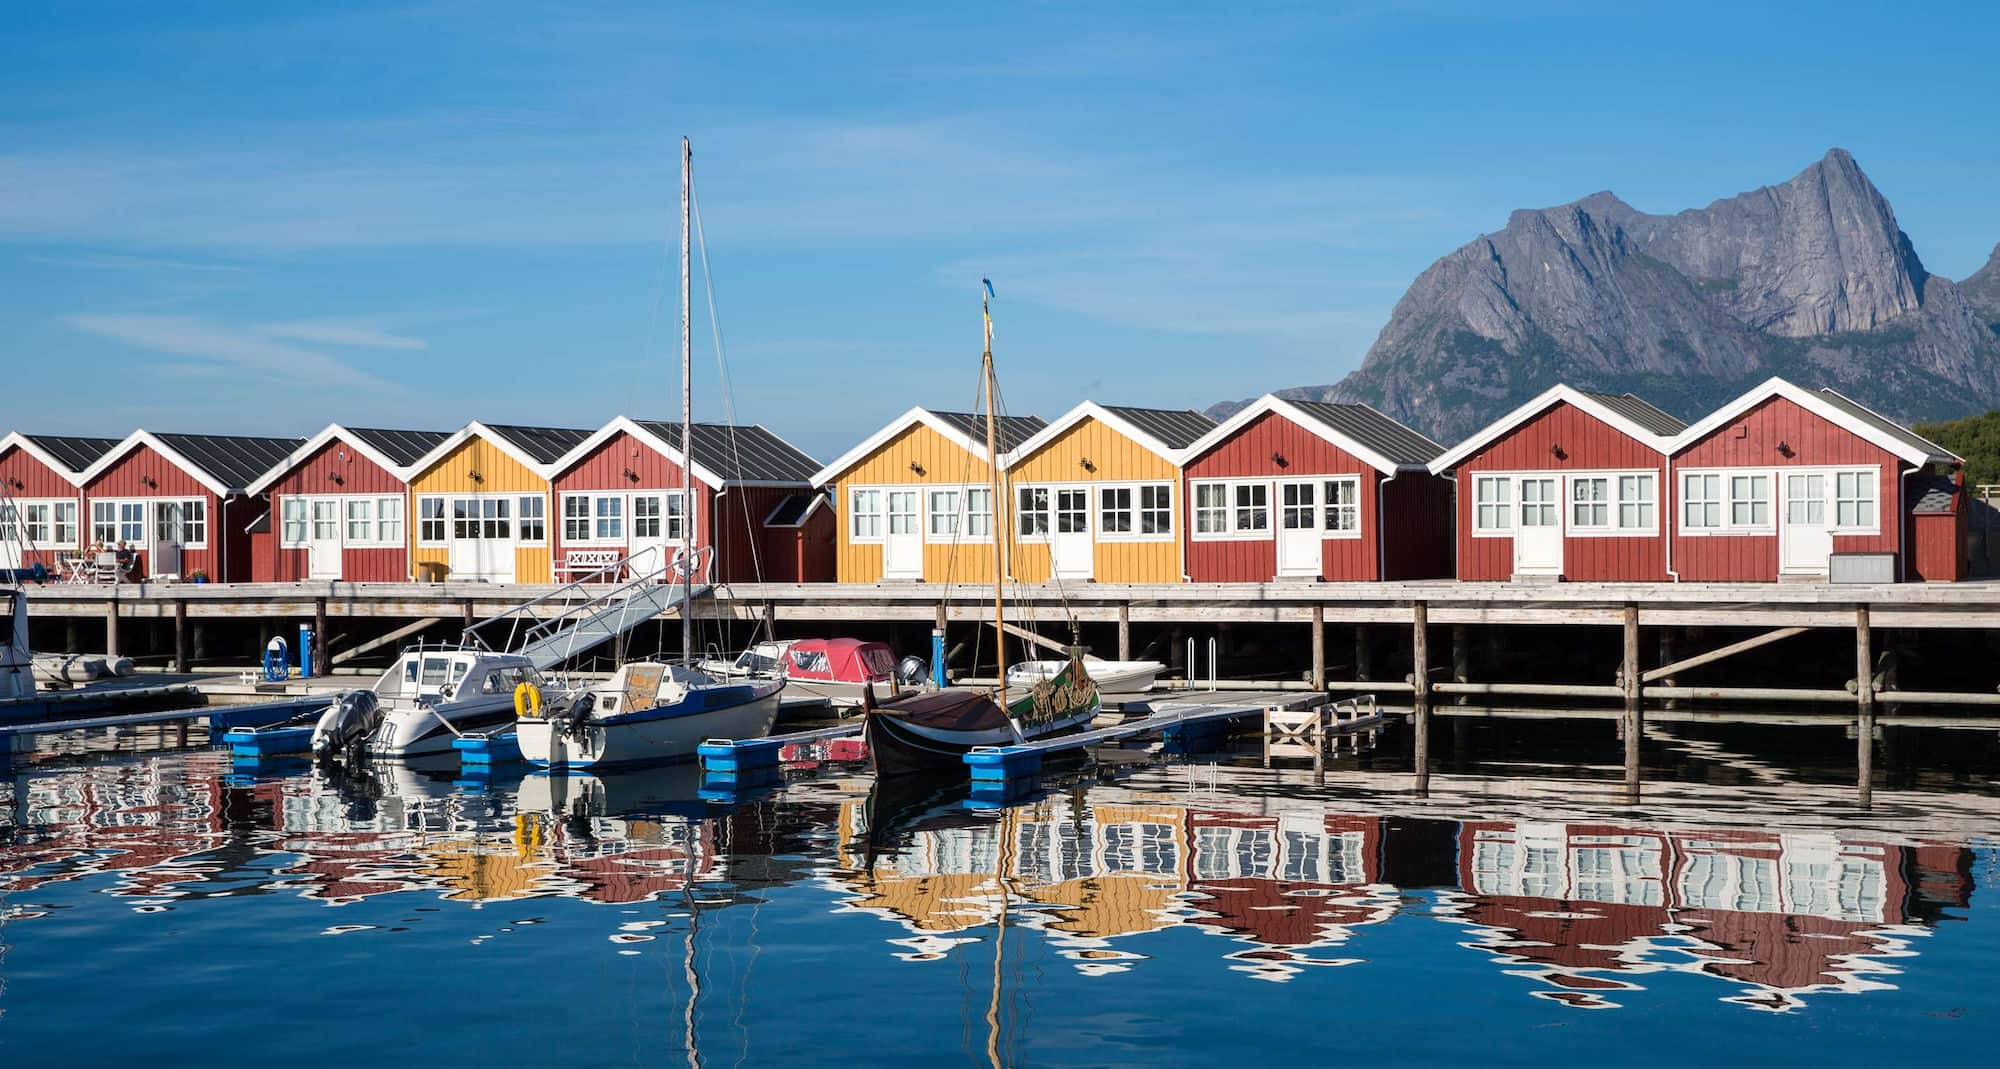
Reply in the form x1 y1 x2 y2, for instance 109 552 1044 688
1449 821 1972 1010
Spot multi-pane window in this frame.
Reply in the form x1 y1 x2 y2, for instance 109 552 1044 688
928 489 960 538
849 488 882 539
118 502 144 543
1682 473 1723 529
376 497 402 543
1617 475 1654 530
0 503 15 542
1138 484 1171 535
1519 478 1557 527
418 497 446 544
1836 471 1875 528
593 496 622 541
562 494 592 541
21 503 47 544
1323 479 1358 533
664 491 690 541
452 498 477 539
514 496 543 542
1055 489 1088 534
53 502 78 546
886 490 918 536
1017 486 1050 537
154 500 204 546
91 501 117 544
632 495 661 539
1280 483 1314 530
1233 483 1268 532
1474 476 1512 532
1193 484 1228 534
1786 473 1826 524
1099 487 1133 534
1571 477 1610 528
965 488 993 538
1729 474 1769 527
346 498 375 542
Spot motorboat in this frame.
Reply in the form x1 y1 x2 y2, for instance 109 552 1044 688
310 646 554 762
1007 658 1164 694
706 637 914 711
1 588 32 701
514 659 783 769
865 651 1100 778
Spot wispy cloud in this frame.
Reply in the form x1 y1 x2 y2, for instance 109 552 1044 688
29 252 249 273
62 313 402 391
258 321 428 351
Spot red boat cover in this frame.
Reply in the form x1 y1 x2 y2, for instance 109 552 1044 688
785 638 897 683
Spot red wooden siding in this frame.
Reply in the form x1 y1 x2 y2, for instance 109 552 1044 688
552 430 718 578
0 445 84 571
1183 409 1451 581
1670 395 1904 582
262 438 411 582
83 444 233 581
760 502 836 583
1453 402 1668 581
716 486 823 582
1908 473 1966 583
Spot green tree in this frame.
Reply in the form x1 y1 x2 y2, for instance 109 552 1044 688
1915 410 2000 490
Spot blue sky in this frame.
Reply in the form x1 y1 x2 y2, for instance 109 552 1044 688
4 1 1996 457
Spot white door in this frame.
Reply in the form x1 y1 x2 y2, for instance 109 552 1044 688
308 499 343 579
448 497 516 582
882 489 922 579
629 493 670 575
1277 481 1322 578
1513 476 1563 577
1781 472 1833 575
153 502 186 579
1052 488 1093 580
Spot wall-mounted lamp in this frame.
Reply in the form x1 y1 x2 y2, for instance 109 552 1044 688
1549 444 1567 461
1271 451 1289 468
6 477 21 491
622 466 640 483
468 470 484 484
1777 440 1794 458
1079 457 1097 474
328 472 345 486
908 461 926 476
141 475 158 489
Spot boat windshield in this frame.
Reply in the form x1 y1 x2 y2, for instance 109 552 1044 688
734 643 786 674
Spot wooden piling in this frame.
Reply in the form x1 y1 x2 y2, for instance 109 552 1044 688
173 599 189 674
1310 605 1325 691
103 601 118 658
1117 603 1131 662
1354 625 1372 682
1856 604 1874 803
1450 623 1469 705
64 618 78 656
314 597 329 677
1412 602 1430 786
1622 603 1641 793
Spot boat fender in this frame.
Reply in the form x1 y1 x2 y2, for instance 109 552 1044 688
514 681 543 719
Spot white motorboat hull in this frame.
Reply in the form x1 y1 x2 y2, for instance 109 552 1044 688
1008 660 1164 694
363 696 520 759
518 684 782 768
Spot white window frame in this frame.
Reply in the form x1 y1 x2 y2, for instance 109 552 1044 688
1565 470 1657 537
90 499 149 547
375 496 403 545
964 487 994 542
1471 475 1513 536
1191 482 1231 538
1318 477 1361 539
561 492 594 543
1016 485 1052 542
345 497 376 544
1189 479 1278 541
1678 467 1782 536
1831 468 1880 533
847 487 884 543
663 489 693 543
927 488 961 541
417 495 447 546
631 493 663 541
1092 482 1174 543
11 499 80 549
515 495 546 545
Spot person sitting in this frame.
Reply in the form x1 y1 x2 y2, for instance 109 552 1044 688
113 541 137 578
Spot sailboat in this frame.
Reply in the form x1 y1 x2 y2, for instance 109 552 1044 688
515 137 784 769
862 283 1101 777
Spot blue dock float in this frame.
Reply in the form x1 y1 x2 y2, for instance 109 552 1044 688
454 731 523 768
697 721 862 776
226 723 316 758
958 691 1329 785
209 696 329 732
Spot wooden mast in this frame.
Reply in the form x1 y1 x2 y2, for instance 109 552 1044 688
983 282 1007 707
680 136 694 662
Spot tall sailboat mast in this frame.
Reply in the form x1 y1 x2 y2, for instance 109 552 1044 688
680 136 695 662
983 281 1007 707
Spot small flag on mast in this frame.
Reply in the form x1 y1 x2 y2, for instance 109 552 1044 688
982 278 995 299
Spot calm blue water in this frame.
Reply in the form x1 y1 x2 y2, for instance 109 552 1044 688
1 742 1994 1066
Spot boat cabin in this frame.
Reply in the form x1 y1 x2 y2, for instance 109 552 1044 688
0 433 119 578
1179 395 1452 582
1665 378 1964 582
548 416 829 583
784 638 898 684
1428 386 1686 582
77 431 304 582
373 648 544 705
404 422 593 584
812 407 1047 583
1001 402 1217 584
246 425 452 582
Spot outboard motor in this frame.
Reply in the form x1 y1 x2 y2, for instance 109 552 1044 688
560 692 596 744
896 655 929 688
310 690 383 762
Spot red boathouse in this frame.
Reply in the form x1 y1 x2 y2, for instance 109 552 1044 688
0 433 122 575
245 425 453 583
1666 378 1964 582
1428 386 1686 582
1179 395 1452 581
76 431 304 582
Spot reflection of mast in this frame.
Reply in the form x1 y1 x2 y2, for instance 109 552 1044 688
680 819 704 1069
985 806 1013 1069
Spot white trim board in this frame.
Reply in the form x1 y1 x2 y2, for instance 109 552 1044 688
1428 385 1678 475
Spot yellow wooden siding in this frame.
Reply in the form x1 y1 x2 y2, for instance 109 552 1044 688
407 435 553 583
831 423 1008 584
1006 416 1183 583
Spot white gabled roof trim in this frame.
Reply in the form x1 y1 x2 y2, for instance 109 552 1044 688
552 416 729 490
244 424 418 495
404 421 564 482
1427 385 1676 475
1000 401 1192 470
76 430 232 497
1667 377 1957 466
0 432 90 488
1178 395 1424 476
810 407 996 487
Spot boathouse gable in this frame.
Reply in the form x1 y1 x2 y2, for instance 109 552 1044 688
247 425 446 583
1178 397 1451 582
0 433 114 574
1430 387 1684 582
815 407 1047 584
404 421 591 585
1665 379 1962 582
78 431 303 582
1002 403 1215 584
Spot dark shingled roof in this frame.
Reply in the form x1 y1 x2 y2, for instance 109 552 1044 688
928 411 1048 453
346 427 454 468
1286 401 1443 467
20 435 123 473
633 422 823 484
1910 474 1959 514
1099 405 1217 450
1580 391 1688 436
153 433 307 490
484 424 594 465
763 492 823 527
1815 388 1959 463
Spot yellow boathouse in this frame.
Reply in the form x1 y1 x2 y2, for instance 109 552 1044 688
404 421 593 584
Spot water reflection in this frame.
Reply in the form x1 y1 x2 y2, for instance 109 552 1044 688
0 751 1986 1015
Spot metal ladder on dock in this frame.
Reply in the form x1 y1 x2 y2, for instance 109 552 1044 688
463 549 714 672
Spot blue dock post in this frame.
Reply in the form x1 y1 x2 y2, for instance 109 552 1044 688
697 737 787 778
297 624 314 679
931 628 946 689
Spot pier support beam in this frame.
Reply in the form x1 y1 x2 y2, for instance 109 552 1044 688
1355 626 1372 683
64 618 78 656
313 598 329 678
1450 624 1470 705
1412 602 1430 790
1657 628 1679 709
1857 604 1874 805
173 599 189 674
104 601 118 658
1622 604 1641 795
1117 603 1131 662
1310 605 1325 691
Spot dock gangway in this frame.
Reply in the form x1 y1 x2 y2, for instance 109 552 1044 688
463 549 713 672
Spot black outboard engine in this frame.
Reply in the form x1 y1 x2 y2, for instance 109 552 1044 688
561 691 596 743
896 655 929 687
310 690 382 762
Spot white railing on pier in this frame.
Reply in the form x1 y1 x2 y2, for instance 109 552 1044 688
464 547 714 671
